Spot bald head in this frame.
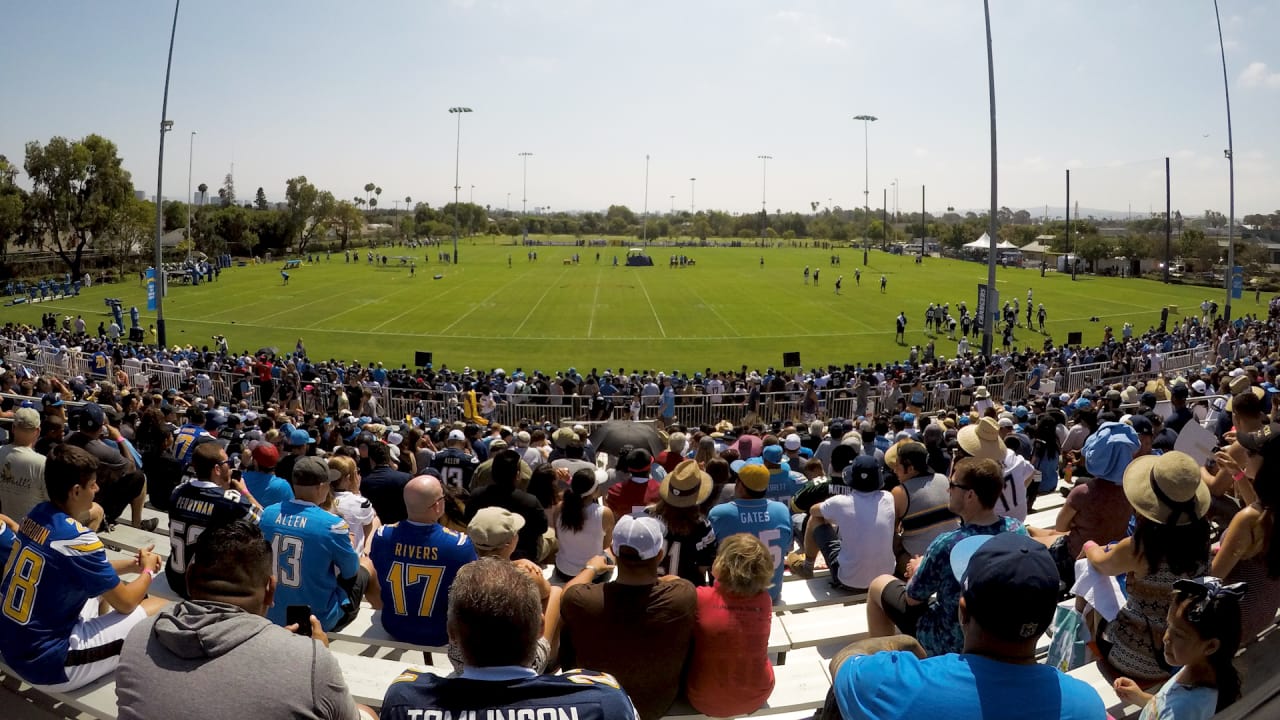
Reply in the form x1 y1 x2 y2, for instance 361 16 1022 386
404 474 444 523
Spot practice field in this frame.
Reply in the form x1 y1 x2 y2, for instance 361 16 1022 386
3 242 1234 371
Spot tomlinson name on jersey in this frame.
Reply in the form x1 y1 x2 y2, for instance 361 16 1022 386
400 709 583 720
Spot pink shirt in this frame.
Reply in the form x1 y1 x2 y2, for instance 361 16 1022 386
685 584 775 718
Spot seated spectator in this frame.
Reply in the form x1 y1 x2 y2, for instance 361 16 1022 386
361 441 413 524
821 533 1104 719
555 467 616 581
328 455 377 553
165 441 261 598
65 402 155 531
1213 423 1280 644
469 438 532 491
866 457 1028 657
367 474 476 648
261 457 372 632
115 521 375 720
380 557 637 720
707 464 792 603
242 442 294 508
762 443 805 502
656 431 686 472
890 441 958 574
430 428 480 490
0 444 167 691
606 448 661 519
1084 451 1210 685
649 460 717 585
0 407 48 521
790 455 896 591
559 515 697 720
466 450 549 562
685 533 776 718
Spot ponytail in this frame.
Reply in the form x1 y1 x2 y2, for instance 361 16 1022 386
558 468 597 533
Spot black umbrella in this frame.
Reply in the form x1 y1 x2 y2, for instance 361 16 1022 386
256 346 279 357
589 420 664 457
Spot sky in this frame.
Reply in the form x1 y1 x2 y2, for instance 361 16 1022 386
2 0 1277 218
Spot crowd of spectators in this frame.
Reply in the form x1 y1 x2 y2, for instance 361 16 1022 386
0 309 1277 719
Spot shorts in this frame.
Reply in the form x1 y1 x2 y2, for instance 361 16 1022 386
38 598 148 693
331 565 371 633
878 579 929 638
97 471 146 524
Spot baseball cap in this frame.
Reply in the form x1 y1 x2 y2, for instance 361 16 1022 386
41 393 63 407
251 443 280 469
737 464 770 493
13 407 41 431
288 428 315 446
80 402 106 432
840 455 883 492
1128 415 1154 436
949 532 1059 642
762 445 784 464
292 456 340 486
611 515 665 560
467 507 525 551
447 429 466 442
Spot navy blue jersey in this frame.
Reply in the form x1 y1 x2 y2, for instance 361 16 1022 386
165 480 260 598
430 448 479 490
379 668 639 720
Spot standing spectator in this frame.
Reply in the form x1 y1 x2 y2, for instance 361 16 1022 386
115 521 374 720
165 442 260 599
707 464 793 603
379 558 638 720
559 515 696 720
260 457 371 632
242 442 295 510
0 407 48 520
367 474 477 648
685 533 776 718
360 442 413 525
790 455 896 591
865 457 1028 657
0 445 167 691
466 450 549 562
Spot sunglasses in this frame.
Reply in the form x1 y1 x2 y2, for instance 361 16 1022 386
948 481 972 491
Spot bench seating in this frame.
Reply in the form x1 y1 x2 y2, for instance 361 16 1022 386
1067 662 1138 719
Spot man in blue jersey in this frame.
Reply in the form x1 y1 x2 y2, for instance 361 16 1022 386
165 442 261 599
0 444 167 691
260 456 371 632
429 429 480 490
380 557 638 720
821 533 1103 720
367 473 476 648
171 405 212 469
761 444 804 502
707 464 793 603
242 442 294 508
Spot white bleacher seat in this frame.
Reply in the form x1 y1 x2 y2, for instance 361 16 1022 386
98 524 170 559
662 656 831 719
0 660 119 720
327 608 449 655
776 577 864 611
780 603 870 650
1067 662 1139 719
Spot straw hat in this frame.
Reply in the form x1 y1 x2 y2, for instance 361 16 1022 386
957 417 1005 461
660 460 712 508
973 386 991 399
1122 451 1210 526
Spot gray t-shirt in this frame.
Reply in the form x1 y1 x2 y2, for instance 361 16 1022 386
0 445 47 521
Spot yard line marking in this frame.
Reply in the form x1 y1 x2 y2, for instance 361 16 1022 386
684 285 739 336
369 276 486 332
437 267 536 335
633 270 666 338
587 270 601 338
513 268 570 337
250 285 369 325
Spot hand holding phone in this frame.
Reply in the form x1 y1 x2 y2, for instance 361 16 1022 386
286 605 313 637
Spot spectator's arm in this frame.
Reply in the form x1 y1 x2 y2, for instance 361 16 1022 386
826 634 927 679
1084 538 1141 577
102 547 163 614
1053 502 1078 533
1211 506 1260 580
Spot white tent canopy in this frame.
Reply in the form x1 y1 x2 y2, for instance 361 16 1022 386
963 232 1019 250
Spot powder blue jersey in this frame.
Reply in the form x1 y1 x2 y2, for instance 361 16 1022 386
707 498 793 602
241 469 295 508
0 503 121 685
260 500 360 631
380 668 639 720
368 521 477 647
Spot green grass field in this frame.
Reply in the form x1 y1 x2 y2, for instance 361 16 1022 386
4 240 1227 371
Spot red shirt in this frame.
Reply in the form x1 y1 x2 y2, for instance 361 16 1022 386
605 478 660 519
656 450 684 473
685 584 775 718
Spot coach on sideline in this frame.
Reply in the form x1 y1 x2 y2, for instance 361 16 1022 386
116 520 375 720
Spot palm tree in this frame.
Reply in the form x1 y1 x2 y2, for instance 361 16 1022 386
374 187 382 210
363 182 375 207
404 195 411 212
197 182 208 206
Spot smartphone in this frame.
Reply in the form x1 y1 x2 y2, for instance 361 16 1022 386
231 469 242 482
286 605 313 636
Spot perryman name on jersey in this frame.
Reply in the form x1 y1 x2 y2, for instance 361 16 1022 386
400 710 584 720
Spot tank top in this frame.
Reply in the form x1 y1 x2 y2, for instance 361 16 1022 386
556 501 604 576
1107 558 1208 683
1228 554 1280 644
900 473 959 557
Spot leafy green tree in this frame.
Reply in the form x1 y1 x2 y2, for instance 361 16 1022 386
284 176 335 253
398 215 415 240
1075 235 1112 270
331 201 363 249
162 201 186 233
24 134 135 277
255 187 269 210
0 156 26 258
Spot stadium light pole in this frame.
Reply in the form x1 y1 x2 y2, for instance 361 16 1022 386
448 106 472 264
185 130 195 264
152 0 181 350
1213 0 1236 321
854 114 877 265
690 177 696 214
981 0 999 358
469 184 474 205
669 194 675 215
643 154 650 245
519 151 533 244
757 155 771 245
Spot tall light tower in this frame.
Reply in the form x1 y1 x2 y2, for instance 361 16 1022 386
186 130 196 263
519 151 533 244
689 177 696 214
757 155 772 245
448 106 472 264
152 0 182 350
642 154 650 245
1213 0 1237 321
854 114 877 265
981 0 999 357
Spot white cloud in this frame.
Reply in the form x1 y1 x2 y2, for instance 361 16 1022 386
913 147 928 158
1239 61 1280 89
